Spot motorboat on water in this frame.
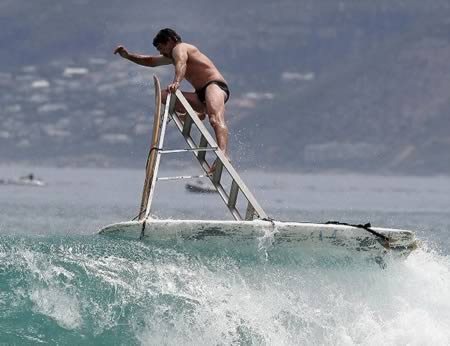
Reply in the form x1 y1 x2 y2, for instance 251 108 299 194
0 174 46 187
185 179 217 194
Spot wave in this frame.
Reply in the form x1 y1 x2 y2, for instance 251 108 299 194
0 234 449 345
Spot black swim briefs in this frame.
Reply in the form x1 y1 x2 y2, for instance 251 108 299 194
195 80 230 104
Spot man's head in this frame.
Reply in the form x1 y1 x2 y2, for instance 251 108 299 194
153 28 182 57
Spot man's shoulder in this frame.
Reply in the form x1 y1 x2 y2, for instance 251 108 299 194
178 42 199 52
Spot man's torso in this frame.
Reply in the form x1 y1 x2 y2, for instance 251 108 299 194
173 43 226 89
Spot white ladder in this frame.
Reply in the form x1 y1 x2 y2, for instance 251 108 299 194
143 85 268 221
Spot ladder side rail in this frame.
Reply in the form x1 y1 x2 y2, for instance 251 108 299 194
144 94 175 219
170 110 243 220
174 90 268 220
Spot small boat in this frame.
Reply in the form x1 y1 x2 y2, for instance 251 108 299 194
185 179 217 194
0 174 46 187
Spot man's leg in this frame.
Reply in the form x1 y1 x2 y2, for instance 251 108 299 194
161 90 206 119
205 84 229 161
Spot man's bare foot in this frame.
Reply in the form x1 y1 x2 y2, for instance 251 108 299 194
207 159 218 176
176 111 187 122
207 155 231 176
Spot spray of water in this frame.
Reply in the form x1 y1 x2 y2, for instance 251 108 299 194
1 235 449 345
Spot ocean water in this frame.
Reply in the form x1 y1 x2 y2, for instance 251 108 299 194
1 165 450 345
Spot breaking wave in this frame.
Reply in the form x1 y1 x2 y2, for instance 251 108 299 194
0 234 449 345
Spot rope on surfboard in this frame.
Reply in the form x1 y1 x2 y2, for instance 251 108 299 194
325 221 391 249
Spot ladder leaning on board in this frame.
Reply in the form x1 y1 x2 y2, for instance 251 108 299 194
137 75 268 222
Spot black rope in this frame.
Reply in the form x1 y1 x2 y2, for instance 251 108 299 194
325 221 390 248
262 216 276 225
147 146 160 157
261 217 277 233
131 210 145 221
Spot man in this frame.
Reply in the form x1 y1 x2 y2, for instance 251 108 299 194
114 28 231 170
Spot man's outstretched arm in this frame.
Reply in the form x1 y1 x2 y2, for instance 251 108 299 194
114 45 172 67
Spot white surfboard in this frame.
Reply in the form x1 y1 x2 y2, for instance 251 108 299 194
99 219 416 255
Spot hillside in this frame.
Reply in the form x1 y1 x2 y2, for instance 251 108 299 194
1 0 449 174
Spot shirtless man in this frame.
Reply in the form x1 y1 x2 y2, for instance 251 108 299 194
114 28 231 167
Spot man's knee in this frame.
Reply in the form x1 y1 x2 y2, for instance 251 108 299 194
208 114 226 129
208 116 218 128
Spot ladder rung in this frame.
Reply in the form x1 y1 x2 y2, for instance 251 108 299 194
160 148 218 154
215 184 243 221
228 180 239 209
198 135 208 162
157 174 209 181
211 160 224 184
182 115 193 136
245 203 256 221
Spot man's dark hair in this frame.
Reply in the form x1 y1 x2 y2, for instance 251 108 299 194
153 28 182 47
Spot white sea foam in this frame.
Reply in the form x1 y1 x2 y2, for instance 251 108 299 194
131 247 450 345
13 248 82 330
30 288 82 330
257 221 279 259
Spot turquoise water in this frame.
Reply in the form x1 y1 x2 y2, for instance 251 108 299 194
1 166 450 345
